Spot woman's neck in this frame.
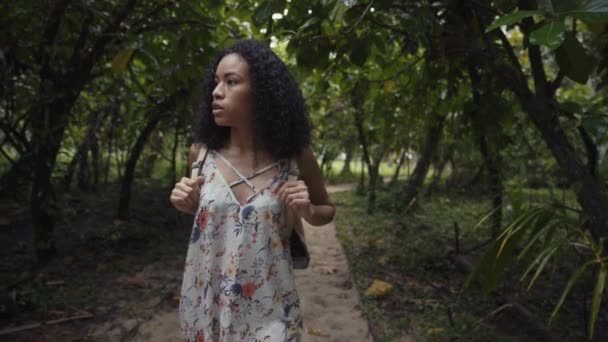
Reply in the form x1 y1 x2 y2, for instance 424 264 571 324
227 126 254 156
224 126 273 168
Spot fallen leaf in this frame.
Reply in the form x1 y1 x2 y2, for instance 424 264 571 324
377 255 388 265
364 279 393 298
306 327 330 337
426 327 444 335
316 266 337 275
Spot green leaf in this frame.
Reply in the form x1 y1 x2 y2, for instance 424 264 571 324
253 0 274 26
537 0 555 14
517 213 559 261
549 259 596 325
330 0 348 21
463 239 500 292
555 32 598 84
485 10 541 33
526 245 560 290
111 48 135 73
559 101 583 114
557 0 608 24
349 38 370 66
530 20 566 50
297 17 320 33
465 207 551 295
589 266 606 339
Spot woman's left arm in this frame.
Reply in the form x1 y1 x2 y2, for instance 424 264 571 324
276 146 336 226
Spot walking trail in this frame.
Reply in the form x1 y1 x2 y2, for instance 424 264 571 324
92 182 373 341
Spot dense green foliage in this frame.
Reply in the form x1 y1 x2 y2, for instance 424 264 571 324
2 0 608 340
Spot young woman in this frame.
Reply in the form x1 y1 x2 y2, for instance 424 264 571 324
169 40 335 341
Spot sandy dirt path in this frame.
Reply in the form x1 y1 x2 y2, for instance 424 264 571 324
93 183 372 341
297 183 371 342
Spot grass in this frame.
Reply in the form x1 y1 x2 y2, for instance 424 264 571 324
332 182 591 341
323 159 419 184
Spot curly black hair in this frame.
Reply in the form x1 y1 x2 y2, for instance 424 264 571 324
192 39 312 161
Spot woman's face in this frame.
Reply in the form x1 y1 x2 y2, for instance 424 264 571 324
211 53 253 127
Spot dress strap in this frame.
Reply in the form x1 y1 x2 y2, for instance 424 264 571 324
213 151 279 191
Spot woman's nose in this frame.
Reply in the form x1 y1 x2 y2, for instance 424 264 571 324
212 82 224 99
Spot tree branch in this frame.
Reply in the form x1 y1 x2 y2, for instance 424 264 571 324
37 0 72 78
548 71 564 96
495 30 526 85
131 19 215 35
518 0 548 96
367 15 408 35
69 6 94 67
81 0 138 76
129 1 174 29
367 57 423 82
522 22 549 97
0 116 30 153
0 141 17 166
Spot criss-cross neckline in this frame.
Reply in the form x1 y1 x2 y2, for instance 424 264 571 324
210 150 284 206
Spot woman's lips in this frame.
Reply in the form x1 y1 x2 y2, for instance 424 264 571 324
212 104 224 114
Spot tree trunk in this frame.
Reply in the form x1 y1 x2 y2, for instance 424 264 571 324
77 149 89 190
479 136 503 236
367 163 380 213
27 0 138 263
30 92 78 263
141 130 162 178
401 113 446 211
425 152 450 197
63 109 107 190
520 95 608 238
353 109 379 211
340 146 353 176
390 148 407 184
473 0 608 239
90 130 100 190
117 114 166 219
103 103 120 186
318 146 327 177
171 120 180 186
468 64 503 235
357 157 365 194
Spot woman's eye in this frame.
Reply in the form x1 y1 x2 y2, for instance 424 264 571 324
227 79 237 85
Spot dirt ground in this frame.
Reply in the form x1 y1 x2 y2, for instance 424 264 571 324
88 183 373 341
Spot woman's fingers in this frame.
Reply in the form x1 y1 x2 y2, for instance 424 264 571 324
169 176 204 214
172 189 193 206
175 180 202 202
175 182 193 193
277 181 308 202
286 192 309 205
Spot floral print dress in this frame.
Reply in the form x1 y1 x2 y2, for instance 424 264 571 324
180 150 302 341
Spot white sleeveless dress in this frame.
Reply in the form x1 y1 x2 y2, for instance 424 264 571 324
179 150 302 341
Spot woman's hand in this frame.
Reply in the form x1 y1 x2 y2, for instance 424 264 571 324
170 176 205 215
274 180 314 220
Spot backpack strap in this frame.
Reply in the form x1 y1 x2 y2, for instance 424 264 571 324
286 154 305 241
288 157 300 181
190 144 209 179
